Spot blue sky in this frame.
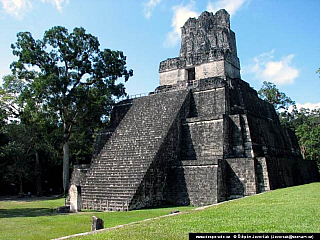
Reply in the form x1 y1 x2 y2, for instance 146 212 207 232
1 0 319 109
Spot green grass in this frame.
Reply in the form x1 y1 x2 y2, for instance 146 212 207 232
0 197 193 240
1 183 319 240
76 183 320 240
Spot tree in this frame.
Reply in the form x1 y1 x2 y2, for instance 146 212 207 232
258 81 295 112
295 108 320 171
0 123 34 196
1 73 59 195
10 26 133 194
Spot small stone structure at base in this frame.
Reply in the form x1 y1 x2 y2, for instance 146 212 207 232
69 184 81 212
70 9 319 211
67 164 89 212
91 216 104 231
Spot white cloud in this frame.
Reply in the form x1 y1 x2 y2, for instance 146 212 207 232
244 50 300 86
1 0 69 19
163 1 198 48
207 0 249 16
0 0 32 19
296 102 320 111
143 0 162 19
41 0 69 12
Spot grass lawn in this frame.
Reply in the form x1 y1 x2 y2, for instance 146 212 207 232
0 183 319 240
0 197 193 240
76 183 320 240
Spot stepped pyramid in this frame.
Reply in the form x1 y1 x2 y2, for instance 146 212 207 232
70 9 319 212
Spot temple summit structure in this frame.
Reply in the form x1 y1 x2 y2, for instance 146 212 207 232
69 9 319 212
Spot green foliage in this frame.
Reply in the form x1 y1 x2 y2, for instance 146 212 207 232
0 124 34 194
295 109 320 170
278 106 320 170
10 26 133 125
258 81 295 112
0 72 61 195
8 26 133 193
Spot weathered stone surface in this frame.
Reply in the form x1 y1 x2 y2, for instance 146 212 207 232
91 216 104 231
225 158 257 199
179 10 237 66
70 164 89 186
69 184 81 212
72 9 319 211
159 9 240 85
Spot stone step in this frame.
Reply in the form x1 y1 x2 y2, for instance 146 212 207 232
88 169 147 175
82 185 138 190
95 159 152 164
82 195 132 202
81 190 133 197
90 164 150 169
85 172 145 179
82 185 137 191
83 199 130 205
85 179 141 184
85 175 145 181
91 166 149 171
97 152 157 158
81 90 189 211
83 185 138 190
82 200 130 211
85 173 144 178
82 201 130 211
82 181 141 187
83 190 135 200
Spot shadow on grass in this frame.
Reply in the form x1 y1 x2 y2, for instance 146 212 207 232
0 208 61 218
137 204 193 211
0 194 63 202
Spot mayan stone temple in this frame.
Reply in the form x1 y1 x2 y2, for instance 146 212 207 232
69 9 319 212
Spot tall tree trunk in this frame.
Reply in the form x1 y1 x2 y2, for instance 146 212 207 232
35 150 42 196
19 175 23 197
63 123 70 196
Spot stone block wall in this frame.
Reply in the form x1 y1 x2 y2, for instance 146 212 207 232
70 164 90 186
195 61 226 81
165 166 190 206
264 157 319 190
256 157 270 192
164 81 228 206
181 118 224 160
129 90 191 209
225 114 245 158
93 101 133 157
228 79 278 121
179 165 219 206
217 159 228 202
246 114 301 158
191 87 226 117
159 68 187 86
225 158 257 199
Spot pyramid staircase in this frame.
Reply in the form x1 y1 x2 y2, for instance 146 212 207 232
81 89 189 211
